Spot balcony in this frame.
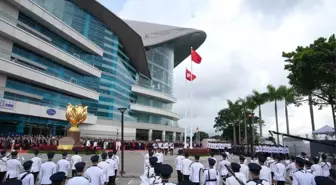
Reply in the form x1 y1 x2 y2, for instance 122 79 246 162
5 0 104 56
130 103 180 120
0 18 101 77
0 57 99 100
0 100 97 124
132 85 176 103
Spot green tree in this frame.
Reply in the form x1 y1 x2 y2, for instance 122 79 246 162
192 131 209 141
283 34 336 129
266 84 284 144
278 85 295 134
246 95 258 142
252 90 268 136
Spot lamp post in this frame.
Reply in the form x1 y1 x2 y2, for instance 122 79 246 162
118 107 127 176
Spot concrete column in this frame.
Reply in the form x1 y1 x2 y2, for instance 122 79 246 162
52 125 56 136
16 121 24 135
148 129 152 141
0 74 7 98
162 130 166 141
173 132 176 142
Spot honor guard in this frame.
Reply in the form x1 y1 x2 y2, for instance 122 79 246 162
144 157 157 179
320 154 331 177
106 152 117 185
175 150 184 183
18 161 34 185
39 152 56 185
209 152 217 170
84 155 105 185
301 152 309 161
292 157 315 185
30 150 41 183
311 156 322 177
66 162 90 185
97 153 109 184
5 151 22 181
57 152 71 179
239 156 249 180
202 158 220 185
225 163 247 185
111 150 119 177
181 153 192 182
163 141 169 156
246 163 270 185
156 149 164 164
189 156 204 184
50 172 66 185
169 143 174 155
314 169 335 185
70 150 82 177
305 160 313 174
157 164 175 185
0 150 8 182
273 155 285 185
286 156 297 180
144 151 154 168
219 153 230 181
149 164 162 185
258 156 272 184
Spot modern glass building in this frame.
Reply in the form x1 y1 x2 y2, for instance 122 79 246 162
0 0 206 141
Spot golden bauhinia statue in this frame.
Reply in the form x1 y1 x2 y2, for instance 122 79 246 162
66 103 88 132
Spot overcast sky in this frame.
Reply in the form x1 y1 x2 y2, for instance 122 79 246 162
99 0 336 137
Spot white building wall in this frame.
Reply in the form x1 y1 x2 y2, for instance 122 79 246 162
0 74 7 98
0 0 19 24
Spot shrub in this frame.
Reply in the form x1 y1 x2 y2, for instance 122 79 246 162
182 148 210 156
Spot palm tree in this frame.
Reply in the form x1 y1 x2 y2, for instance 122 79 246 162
278 86 295 134
246 95 257 143
227 100 242 144
266 84 284 144
252 90 268 136
238 98 248 144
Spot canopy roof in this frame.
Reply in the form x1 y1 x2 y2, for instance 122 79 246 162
312 125 335 135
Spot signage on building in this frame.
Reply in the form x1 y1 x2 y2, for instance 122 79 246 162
0 99 15 110
47 109 56 116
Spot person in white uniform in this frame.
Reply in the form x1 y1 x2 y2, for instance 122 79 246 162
143 157 157 180
144 151 154 168
49 171 66 185
311 156 322 177
181 153 192 182
97 153 109 184
258 156 272 184
305 160 314 174
155 149 164 164
273 155 286 185
148 164 162 185
66 162 90 185
5 151 22 181
320 154 331 177
39 152 57 185
239 156 249 180
219 153 230 181
71 150 82 177
201 158 220 185
0 150 9 182
292 157 316 185
156 164 175 185
226 162 247 185
105 152 117 185
209 152 217 170
57 152 71 179
31 150 41 183
111 150 119 177
175 150 184 183
18 160 34 185
286 156 297 181
189 156 204 184
246 163 270 185
84 155 105 185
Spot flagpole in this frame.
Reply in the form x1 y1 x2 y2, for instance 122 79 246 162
190 47 194 149
184 128 187 148
190 127 193 149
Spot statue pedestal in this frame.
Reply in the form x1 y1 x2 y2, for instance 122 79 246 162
67 131 81 146
57 130 81 150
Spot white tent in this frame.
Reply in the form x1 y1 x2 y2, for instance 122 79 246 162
312 125 335 135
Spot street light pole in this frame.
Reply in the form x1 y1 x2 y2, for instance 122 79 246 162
118 107 127 176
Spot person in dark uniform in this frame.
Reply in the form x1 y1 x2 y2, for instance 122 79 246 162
158 164 175 185
49 172 66 185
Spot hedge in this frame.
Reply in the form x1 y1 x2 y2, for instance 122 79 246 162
182 148 210 156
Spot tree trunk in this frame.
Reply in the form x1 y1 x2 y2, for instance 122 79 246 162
258 105 262 136
233 122 236 144
275 100 280 144
244 110 248 144
331 102 336 130
308 94 315 139
285 102 290 134
238 121 241 144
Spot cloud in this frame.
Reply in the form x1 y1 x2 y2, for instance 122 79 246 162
115 0 335 136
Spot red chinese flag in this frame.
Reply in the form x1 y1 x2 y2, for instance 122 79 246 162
186 68 196 81
191 49 202 64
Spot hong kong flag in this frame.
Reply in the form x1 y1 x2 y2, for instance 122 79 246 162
186 68 196 81
191 49 202 64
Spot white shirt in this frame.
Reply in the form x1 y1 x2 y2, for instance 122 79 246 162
226 172 246 185
105 159 117 177
57 159 71 176
0 156 8 172
189 162 204 183
144 166 155 178
320 161 331 177
175 155 184 171
6 159 22 179
219 159 230 176
149 176 162 184
286 162 297 176
98 161 109 182
39 161 57 185
30 156 41 173
292 169 316 185
239 163 249 180
273 162 286 181
259 165 272 184
84 166 105 185
18 172 34 185
71 155 82 170
155 152 163 163
66 176 90 185
311 164 322 177
112 155 119 170
202 168 220 185
181 158 192 175
144 153 149 168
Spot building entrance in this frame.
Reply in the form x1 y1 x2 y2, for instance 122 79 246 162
136 129 149 140
152 130 162 140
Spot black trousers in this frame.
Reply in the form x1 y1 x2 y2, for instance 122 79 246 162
183 175 190 182
0 172 6 182
115 170 118 177
72 170 77 177
32 172 39 183
177 170 183 183
107 176 116 185
277 181 285 185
